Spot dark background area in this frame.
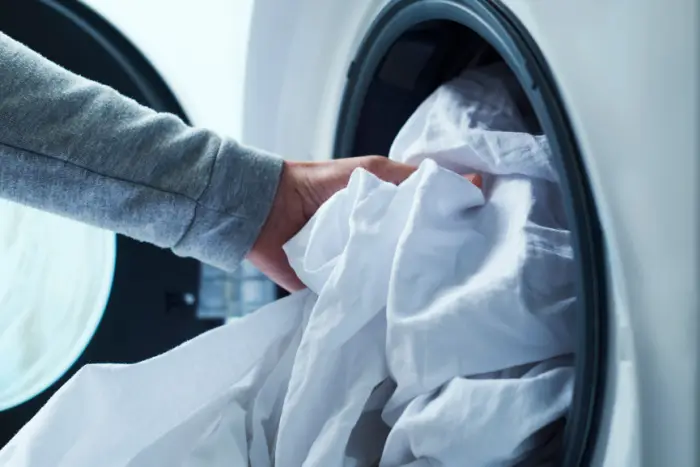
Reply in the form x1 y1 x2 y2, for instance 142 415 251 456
0 0 221 444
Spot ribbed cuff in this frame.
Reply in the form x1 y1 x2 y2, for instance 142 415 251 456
172 139 284 270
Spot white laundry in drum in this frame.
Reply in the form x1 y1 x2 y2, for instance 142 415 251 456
0 64 575 467
0 199 115 411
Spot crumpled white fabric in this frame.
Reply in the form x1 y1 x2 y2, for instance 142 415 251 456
377 64 575 466
0 63 575 467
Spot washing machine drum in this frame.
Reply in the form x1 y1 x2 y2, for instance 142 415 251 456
334 1 607 466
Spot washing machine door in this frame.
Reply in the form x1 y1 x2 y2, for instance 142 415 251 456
241 0 700 465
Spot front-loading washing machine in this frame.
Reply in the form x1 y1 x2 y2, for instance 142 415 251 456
237 0 699 465
1 0 698 465
0 0 226 444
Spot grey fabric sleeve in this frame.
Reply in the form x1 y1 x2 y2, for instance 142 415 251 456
0 31 284 270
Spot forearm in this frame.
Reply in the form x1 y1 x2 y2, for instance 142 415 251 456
0 31 283 270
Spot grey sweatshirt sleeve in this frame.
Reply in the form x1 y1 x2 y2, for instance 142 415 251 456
0 31 284 270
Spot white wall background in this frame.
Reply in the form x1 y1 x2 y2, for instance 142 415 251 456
82 0 256 138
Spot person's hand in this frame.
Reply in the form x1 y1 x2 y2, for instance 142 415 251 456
247 156 482 291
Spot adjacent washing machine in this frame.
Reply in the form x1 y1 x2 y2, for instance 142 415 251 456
0 0 222 445
2 0 698 465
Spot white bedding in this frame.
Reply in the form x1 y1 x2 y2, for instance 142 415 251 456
0 64 576 467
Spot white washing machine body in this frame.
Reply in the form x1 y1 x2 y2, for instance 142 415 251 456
75 1 700 465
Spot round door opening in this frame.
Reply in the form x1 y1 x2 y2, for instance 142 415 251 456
335 1 607 465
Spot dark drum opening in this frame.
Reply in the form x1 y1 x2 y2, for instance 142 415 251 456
334 1 608 466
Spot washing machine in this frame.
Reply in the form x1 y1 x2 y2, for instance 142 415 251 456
1 0 698 465
0 0 225 445
237 0 698 465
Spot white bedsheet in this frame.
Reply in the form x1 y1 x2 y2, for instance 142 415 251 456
0 64 576 467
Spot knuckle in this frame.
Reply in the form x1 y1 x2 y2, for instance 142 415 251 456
362 155 387 173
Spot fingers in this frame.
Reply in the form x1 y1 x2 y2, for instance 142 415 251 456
464 173 483 189
269 264 306 293
248 247 306 292
357 156 483 191
346 156 414 186
370 159 418 185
